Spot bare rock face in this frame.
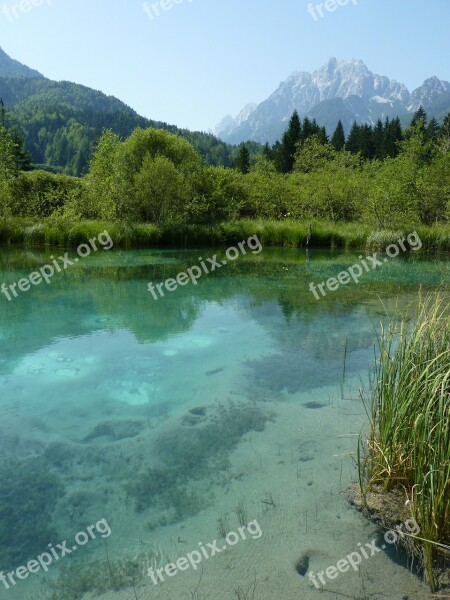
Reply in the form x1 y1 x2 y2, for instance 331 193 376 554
216 58 450 144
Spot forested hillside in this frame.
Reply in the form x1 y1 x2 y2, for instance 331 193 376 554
0 77 260 174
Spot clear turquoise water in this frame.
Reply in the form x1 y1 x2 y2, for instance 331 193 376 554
0 246 448 599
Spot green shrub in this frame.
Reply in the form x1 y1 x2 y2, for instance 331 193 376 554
6 171 85 218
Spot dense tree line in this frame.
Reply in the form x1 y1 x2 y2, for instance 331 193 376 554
0 105 449 229
241 108 444 174
235 108 446 176
12 104 247 175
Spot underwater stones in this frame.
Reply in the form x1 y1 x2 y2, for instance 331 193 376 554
299 455 314 462
53 367 79 377
190 406 207 416
247 350 337 394
182 406 208 425
304 401 327 409
157 401 274 472
108 380 157 405
127 401 274 520
295 552 311 576
182 414 202 426
82 420 145 443
44 442 77 469
14 350 90 380
205 367 225 376
0 458 63 568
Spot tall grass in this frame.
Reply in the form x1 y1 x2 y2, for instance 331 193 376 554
0 217 450 251
364 293 450 590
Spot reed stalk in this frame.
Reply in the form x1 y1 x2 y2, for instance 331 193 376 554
363 292 450 590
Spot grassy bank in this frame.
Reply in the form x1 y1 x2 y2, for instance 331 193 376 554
358 294 450 591
1 218 450 251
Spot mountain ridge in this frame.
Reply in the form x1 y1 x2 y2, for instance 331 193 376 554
216 58 450 143
0 47 44 79
0 49 248 175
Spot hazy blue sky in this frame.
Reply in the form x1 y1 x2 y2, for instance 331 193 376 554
1 0 449 131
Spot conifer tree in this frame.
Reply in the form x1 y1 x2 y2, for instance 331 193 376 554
359 124 375 159
236 143 250 174
0 100 17 180
373 119 385 159
426 117 440 141
300 117 313 142
439 112 450 151
275 110 302 173
331 120 345 151
383 117 403 158
318 125 328 144
441 113 450 138
346 122 361 154
262 142 272 161
9 126 32 174
409 106 428 135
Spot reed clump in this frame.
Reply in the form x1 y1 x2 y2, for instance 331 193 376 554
362 293 450 590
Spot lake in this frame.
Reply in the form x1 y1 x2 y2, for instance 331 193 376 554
0 246 448 599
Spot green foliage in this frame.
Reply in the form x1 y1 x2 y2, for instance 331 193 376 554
243 171 296 219
1 79 241 174
5 170 85 217
356 119 449 228
0 99 32 179
408 106 428 135
1 217 450 250
2 105 449 233
0 124 17 180
88 128 201 221
365 230 407 250
121 127 201 171
135 154 186 223
364 156 419 227
331 120 345 151
87 129 250 224
0 177 12 218
363 294 450 590
195 166 247 222
275 110 302 173
293 135 359 173
86 129 129 219
345 117 403 159
440 112 450 151
236 143 250 174
416 149 450 225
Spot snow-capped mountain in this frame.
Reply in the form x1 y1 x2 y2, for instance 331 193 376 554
408 76 450 112
216 58 450 143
